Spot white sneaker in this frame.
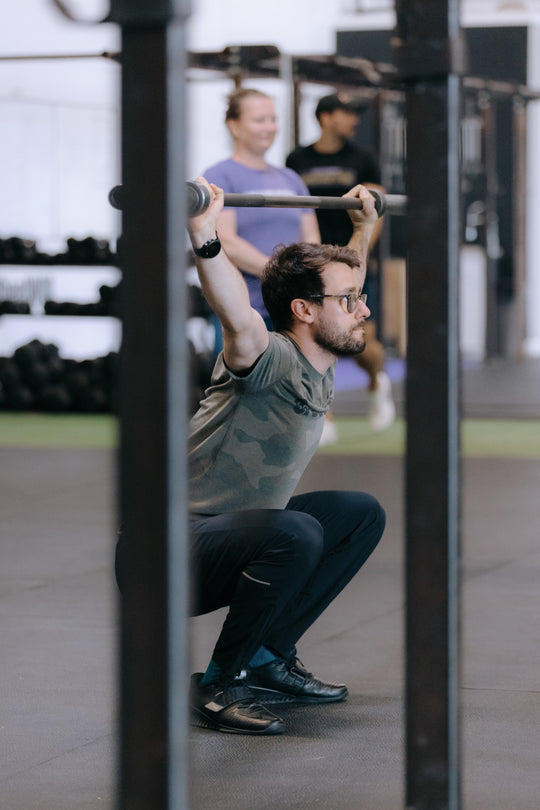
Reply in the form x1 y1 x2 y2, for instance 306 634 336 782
319 417 339 447
368 371 396 432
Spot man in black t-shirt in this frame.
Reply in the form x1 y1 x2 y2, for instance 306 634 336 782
287 97 381 245
287 93 395 436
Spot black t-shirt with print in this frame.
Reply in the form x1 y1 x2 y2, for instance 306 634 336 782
286 142 381 246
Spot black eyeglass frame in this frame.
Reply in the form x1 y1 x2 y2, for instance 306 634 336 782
309 292 367 314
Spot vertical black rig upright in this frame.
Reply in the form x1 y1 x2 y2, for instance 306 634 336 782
393 2 464 809
109 1 191 808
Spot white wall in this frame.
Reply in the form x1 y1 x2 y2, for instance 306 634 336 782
0 1 120 252
187 0 343 54
0 1 118 106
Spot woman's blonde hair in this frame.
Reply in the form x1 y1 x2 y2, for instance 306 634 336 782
225 88 272 122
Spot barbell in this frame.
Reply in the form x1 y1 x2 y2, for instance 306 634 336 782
109 182 407 218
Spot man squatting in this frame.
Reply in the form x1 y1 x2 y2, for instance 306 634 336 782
179 178 385 734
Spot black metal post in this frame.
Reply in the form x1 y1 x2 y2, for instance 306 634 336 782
393 2 463 808
109 1 191 808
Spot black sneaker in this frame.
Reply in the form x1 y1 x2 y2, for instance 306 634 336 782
190 673 285 735
245 657 348 704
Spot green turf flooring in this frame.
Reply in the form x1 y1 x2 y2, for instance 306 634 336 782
0 413 118 449
0 413 538 458
317 417 540 458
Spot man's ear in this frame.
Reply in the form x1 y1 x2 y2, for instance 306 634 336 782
291 298 316 324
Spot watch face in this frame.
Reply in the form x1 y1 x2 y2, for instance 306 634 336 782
195 237 221 258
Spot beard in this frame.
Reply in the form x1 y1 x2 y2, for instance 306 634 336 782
314 320 366 357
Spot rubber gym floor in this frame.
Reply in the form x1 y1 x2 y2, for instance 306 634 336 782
1 357 539 809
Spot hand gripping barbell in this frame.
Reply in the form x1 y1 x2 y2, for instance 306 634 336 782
108 182 407 218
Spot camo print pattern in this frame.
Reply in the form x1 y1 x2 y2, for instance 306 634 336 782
189 333 335 514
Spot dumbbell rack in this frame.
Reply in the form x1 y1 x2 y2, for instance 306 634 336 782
0 245 122 412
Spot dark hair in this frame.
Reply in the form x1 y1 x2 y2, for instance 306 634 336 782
315 92 366 121
261 242 360 331
225 88 272 121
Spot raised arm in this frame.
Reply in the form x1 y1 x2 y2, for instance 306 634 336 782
300 211 321 244
343 184 379 288
187 178 269 372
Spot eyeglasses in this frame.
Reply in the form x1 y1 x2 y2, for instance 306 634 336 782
309 292 367 314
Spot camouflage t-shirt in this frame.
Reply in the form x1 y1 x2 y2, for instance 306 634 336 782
189 332 335 515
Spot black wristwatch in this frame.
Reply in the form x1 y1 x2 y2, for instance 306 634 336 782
193 234 221 259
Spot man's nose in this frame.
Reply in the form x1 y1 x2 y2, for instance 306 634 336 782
357 300 371 318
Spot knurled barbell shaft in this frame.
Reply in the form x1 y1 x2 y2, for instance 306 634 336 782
224 191 408 217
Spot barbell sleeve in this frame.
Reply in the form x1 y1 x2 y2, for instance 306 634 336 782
186 180 211 217
108 184 124 210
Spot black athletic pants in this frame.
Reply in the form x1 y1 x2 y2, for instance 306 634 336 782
189 490 385 678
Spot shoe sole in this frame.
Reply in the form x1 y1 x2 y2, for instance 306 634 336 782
248 686 348 705
190 708 285 735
